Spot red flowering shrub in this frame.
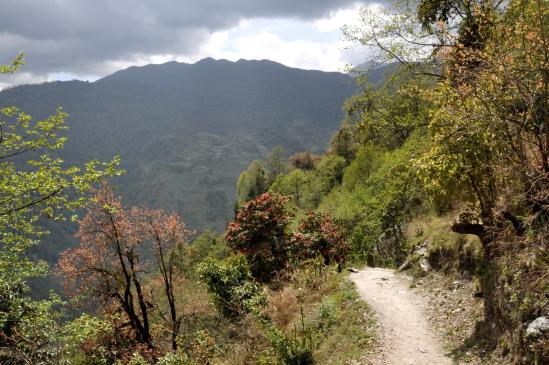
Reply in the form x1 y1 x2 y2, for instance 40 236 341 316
290 212 350 271
225 192 291 282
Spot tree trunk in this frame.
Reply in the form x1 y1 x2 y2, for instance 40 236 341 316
451 221 505 337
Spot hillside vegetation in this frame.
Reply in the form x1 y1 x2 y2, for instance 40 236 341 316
232 0 549 362
1 0 548 364
0 58 362 297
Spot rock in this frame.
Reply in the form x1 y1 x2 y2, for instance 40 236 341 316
416 246 428 257
419 258 431 273
348 267 359 273
526 316 549 337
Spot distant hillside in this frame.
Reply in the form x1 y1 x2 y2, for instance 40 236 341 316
0 58 358 265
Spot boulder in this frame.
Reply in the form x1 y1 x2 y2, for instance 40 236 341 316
419 258 431 273
416 246 428 257
526 316 549 337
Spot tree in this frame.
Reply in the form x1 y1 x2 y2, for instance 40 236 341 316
198 255 265 318
316 154 346 190
289 151 320 170
290 212 350 271
0 55 119 364
236 160 267 207
347 1 548 357
329 124 357 163
271 169 324 209
265 146 288 184
345 0 546 243
137 206 192 350
417 0 495 52
343 69 432 150
342 0 503 76
59 185 152 348
416 0 548 240
413 2 548 358
341 144 384 191
59 184 191 351
225 192 291 282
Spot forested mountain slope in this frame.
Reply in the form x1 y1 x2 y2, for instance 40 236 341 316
0 58 356 253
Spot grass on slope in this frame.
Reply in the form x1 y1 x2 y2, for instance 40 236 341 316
215 264 377 365
142 232 377 364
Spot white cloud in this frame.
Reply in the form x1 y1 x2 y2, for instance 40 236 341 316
313 2 365 33
0 1 383 89
213 31 346 71
0 72 48 90
177 2 382 73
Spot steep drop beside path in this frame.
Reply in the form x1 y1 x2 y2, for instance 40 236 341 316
351 267 453 365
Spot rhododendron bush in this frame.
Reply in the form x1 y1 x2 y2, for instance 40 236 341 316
291 212 350 271
225 192 291 282
226 193 350 281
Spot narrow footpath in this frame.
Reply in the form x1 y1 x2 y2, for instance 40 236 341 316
350 267 453 365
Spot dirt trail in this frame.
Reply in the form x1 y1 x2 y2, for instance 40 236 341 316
350 267 452 365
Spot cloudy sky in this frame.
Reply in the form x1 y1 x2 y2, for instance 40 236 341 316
0 0 384 88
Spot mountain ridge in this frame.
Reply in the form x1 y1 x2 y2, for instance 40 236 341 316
99 58 351 84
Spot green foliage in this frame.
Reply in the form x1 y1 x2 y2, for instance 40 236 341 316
198 255 266 318
0 286 64 364
416 0 456 27
414 0 548 224
312 300 337 335
328 124 356 163
0 55 120 364
180 230 228 277
0 53 24 74
265 146 288 185
414 85 499 216
310 278 375 364
186 329 219 365
342 0 549 361
341 144 384 191
345 68 432 150
0 102 120 286
154 352 183 365
119 353 149 365
315 155 345 191
417 0 494 50
271 170 324 210
261 270 376 365
61 314 113 365
236 160 267 207
319 131 427 264
266 327 314 365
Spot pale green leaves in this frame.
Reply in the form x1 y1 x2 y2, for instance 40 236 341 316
0 53 24 74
